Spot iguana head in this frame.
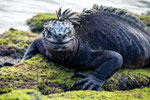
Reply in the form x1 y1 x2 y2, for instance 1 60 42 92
43 8 79 52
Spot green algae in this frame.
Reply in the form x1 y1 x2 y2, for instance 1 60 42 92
0 54 79 94
27 13 56 33
0 88 150 100
0 54 150 95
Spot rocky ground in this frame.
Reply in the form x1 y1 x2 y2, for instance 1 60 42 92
0 10 150 99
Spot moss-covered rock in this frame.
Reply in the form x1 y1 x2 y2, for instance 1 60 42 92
0 88 150 100
0 28 39 64
137 15 150 29
103 68 150 91
0 54 150 95
0 54 77 95
27 13 56 33
49 88 150 100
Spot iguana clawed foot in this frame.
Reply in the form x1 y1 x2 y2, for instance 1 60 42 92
70 72 105 91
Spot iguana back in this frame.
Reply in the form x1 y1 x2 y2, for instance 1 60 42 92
74 5 150 68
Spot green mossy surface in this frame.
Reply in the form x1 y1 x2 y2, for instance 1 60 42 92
49 88 150 100
27 13 56 33
137 15 150 29
0 28 39 58
0 54 78 95
103 68 150 91
0 89 46 100
0 54 150 95
0 88 150 100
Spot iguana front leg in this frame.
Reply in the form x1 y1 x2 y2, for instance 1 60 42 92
22 39 39 61
71 50 123 91
22 37 50 61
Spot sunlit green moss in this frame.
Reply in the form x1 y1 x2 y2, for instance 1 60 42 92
0 54 79 94
0 89 46 100
0 88 150 100
137 15 150 29
0 54 150 95
49 88 150 100
27 13 56 33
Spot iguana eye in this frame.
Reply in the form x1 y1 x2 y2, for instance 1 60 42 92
44 30 52 38
47 34 52 38
67 31 73 37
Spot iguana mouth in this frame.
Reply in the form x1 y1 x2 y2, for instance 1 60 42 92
46 37 75 45
43 37 77 52
49 38 73 45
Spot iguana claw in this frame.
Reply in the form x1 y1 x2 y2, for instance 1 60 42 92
72 72 88 78
71 72 105 91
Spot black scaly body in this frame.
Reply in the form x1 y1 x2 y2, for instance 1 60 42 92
74 6 150 68
1 5 150 91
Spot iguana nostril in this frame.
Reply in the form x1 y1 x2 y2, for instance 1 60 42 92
57 34 66 39
53 34 64 40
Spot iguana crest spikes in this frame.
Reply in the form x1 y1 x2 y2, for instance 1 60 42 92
81 4 146 28
56 7 80 24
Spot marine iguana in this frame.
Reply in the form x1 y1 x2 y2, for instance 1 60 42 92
1 4 150 91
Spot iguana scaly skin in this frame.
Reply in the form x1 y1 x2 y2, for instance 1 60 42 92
2 5 150 91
